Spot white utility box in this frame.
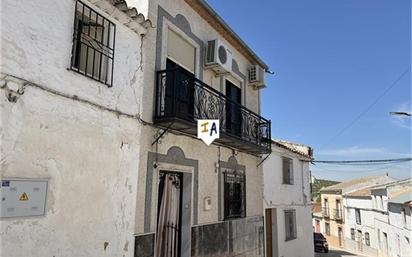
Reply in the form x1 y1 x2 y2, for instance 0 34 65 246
0 179 48 218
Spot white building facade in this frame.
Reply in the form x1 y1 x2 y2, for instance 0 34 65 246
344 189 379 256
263 140 314 257
2 0 276 256
371 179 412 257
133 1 272 257
1 0 151 256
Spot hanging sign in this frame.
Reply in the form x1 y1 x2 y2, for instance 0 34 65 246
197 119 220 146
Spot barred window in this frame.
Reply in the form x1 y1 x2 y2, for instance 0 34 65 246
325 222 330 236
282 157 294 185
285 210 297 241
351 228 355 240
365 232 370 246
355 209 362 225
71 0 115 86
223 170 245 220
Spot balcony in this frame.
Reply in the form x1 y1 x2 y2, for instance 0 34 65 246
154 67 271 154
322 207 330 218
333 209 343 221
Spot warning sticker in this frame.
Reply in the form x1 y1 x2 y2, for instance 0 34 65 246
19 192 29 201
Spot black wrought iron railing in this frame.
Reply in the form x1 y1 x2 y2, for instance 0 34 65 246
333 209 343 220
322 207 330 217
154 67 271 153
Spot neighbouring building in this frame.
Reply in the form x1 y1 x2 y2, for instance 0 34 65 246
371 179 412 257
1 0 152 256
263 139 314 257
312 202 323 233
319 175 395 249
343 187 379 256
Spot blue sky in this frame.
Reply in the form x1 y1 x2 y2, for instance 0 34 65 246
206 0 411 181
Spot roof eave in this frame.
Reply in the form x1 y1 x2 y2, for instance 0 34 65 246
186 0 269 70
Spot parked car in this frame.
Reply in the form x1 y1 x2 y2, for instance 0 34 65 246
314 232 329 253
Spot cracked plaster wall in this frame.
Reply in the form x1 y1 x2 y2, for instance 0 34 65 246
1 0 146 256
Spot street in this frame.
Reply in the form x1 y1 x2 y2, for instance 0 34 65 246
315 248 367 257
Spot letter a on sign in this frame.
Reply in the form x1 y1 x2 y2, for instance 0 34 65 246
197 119 219 146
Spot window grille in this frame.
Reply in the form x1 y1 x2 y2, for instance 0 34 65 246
223 170 245 220
285 210 297 241
71 0 115 86
365 232 370 246
351 228 355 240
325 222 330 236
355 209 362 225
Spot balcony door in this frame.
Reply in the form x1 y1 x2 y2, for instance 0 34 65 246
226 80 242 137
165 59 195 121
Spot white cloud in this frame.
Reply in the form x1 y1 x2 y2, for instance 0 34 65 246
318 146 387 156
311 161 412 181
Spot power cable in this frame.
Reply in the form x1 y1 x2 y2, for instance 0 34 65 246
312 157 412 165
318 66 411 150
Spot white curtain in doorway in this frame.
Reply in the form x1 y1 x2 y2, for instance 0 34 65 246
155 174 181 257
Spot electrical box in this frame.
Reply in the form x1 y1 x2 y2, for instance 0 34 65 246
0 179 48 218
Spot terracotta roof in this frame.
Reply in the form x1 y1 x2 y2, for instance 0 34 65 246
184 0 269 70
92 0 153 35
271 139 313 159
321 175 395 193
312 202 321 213
389 190 412 204
111 0 153 28
346 188 372 197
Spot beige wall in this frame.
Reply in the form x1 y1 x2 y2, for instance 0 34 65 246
321 193 345 248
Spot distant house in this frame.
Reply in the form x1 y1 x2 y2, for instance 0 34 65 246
263 139 314 257
318 175 395 248
371 179 412 257
344 187 379 256
312 202 323 233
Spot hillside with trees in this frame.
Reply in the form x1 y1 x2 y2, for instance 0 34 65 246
311 178 340 202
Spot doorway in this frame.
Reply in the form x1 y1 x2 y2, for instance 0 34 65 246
357 230 363 252
225 80 242 136
165 59 195 120
265 208 278 257
338 227 343 247
315 220 321 233
155 172 183 257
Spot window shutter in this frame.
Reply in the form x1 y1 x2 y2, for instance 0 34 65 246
293 211 297 238
289 160 294 185
167 29 195 73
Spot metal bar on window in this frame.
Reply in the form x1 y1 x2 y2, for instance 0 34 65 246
70 0 115 87
110 24 116 87
70 0 78 69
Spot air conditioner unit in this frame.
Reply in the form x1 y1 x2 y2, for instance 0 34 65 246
205 39 232 75
248 65 266 88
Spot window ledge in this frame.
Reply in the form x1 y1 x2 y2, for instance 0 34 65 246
285 237 297 242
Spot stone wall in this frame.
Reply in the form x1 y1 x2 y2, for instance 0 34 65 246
134 216 265 257
191 216 265 257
